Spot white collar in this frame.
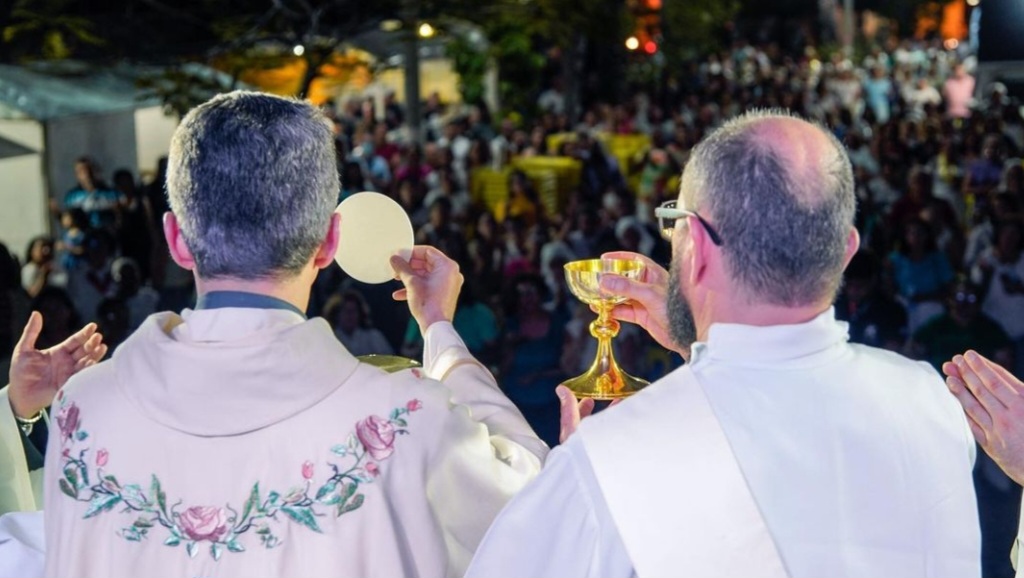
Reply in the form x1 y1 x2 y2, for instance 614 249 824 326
690 308 850 369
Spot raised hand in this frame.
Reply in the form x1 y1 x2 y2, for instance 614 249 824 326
557 385 624 443
943 350 1024 485
598 251 682 356
391 246 464 333
9 311 107 419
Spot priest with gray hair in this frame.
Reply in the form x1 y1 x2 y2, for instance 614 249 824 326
468 111 981 578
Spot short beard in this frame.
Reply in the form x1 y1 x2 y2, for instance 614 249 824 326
667 256 697 358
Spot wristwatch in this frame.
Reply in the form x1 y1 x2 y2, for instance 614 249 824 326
15 410 44 437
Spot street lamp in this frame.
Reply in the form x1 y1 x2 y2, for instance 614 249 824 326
418 23 436 38
625 36 640 51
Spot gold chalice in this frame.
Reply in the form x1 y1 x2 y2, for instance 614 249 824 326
562 258 649 399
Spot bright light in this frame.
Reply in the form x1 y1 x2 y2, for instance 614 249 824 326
944 38 960 50
625 36 640 51
966 0 979 6
380 19 402 32
293 45 305 56
644 41 657 54
418 23 436 38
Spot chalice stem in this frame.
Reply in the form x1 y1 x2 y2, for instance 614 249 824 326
590 304 621 379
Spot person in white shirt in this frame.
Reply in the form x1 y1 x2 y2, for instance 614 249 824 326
467 110 980 578
944 351 1024 578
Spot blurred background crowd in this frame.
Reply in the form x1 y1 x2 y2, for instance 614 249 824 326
1 34 1024 575
3 39 1024 442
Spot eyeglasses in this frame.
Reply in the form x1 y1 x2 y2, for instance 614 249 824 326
954 292 978 304
654 200 724 246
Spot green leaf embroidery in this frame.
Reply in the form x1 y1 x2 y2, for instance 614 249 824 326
333 482 358 516
56 400 421 561
121 484 145 508
241 483 260 522
64 467 80 491
59 478 77 499
339 493 365 515
84 493 122 518
150 475 167 517
281 506 323 533
315 480 338 501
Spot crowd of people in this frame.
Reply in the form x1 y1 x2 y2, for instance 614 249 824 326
0 34 1023 576
11 39 1023 444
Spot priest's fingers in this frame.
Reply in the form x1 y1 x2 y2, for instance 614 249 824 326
390 254 416 279
55 321 98 356
80 333 105 361
601 251 668 284
963 350 1023 407
600 274 665 308
392 288 408 302
557 386 583 444
75 344 107 371
941 360 962 381
946 373 993 433
578 397 596 419
15 311 43 353
966 414 988 446
954 354 1006 412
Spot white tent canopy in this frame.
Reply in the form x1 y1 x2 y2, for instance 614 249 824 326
0 61 181 258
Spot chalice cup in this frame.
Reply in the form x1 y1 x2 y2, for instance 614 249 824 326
562 258 649 400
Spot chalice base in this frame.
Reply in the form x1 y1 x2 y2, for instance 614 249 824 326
562 359 650 400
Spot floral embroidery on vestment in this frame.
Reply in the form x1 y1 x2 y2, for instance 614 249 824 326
54 393 422 561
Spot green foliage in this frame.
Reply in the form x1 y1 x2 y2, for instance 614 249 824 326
662 0 741 66
0 0 103 63
136 67 235 118
446 36 489 106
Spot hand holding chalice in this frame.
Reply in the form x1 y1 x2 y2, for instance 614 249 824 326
562 258 650 400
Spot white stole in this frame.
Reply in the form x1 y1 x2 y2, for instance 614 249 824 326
579 367 789 578
1014 503 1022 578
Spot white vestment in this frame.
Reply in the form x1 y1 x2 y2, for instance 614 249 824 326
0 386 42 515
40 307 546 578
467 309 980 578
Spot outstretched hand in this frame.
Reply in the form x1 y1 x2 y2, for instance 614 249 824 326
9 311 107 419
599 251 683 356
391 246 463 333
557 385 623 443
943 350 1024 485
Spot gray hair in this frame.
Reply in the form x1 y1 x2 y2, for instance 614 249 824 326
681 109 855 306
166 91 339 280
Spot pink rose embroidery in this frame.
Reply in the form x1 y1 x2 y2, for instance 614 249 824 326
178 506 229 542
302 461 314 480
356 415 395 460
365 462 380 477
57 403 80 441
406 399 422 412
96 449 109 467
